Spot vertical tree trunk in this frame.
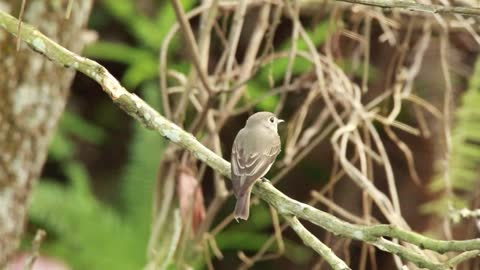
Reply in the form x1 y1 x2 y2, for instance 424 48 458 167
0 0 92 265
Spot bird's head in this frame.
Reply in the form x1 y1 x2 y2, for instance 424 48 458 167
245 111 284 133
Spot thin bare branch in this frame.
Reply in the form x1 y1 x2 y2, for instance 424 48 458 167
288 216 351 270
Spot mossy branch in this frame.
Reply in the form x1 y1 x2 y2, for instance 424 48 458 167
2 10 480 270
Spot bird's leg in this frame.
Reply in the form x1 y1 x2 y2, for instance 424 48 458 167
261 177 270 183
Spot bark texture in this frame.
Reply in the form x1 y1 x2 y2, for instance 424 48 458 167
0 0 92 265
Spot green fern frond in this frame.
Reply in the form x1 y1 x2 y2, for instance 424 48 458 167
425 57 480 215
30 172 146 269
28 83 166 269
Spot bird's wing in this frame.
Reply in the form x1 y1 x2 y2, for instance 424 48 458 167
231 135 281 197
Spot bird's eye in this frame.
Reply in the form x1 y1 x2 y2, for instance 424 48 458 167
269 117 275 123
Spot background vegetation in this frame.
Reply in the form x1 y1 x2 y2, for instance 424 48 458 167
10 0 480 269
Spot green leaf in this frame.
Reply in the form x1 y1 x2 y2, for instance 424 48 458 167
122 59 158 88
420 196 467 216
64 162 91 195
101 0 196 49
245 20 333 111
101 0 136 21
336 58 379 82
84 41 155 65
154 0 196 47
279 20 331 52
130 16 168 49
246 83 279 112
257 57 312 85
49 132 74 161
60 111 106 145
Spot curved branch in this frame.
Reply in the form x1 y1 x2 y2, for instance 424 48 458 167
1 10 480 270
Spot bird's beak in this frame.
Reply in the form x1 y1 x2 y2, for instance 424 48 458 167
278 119 285 124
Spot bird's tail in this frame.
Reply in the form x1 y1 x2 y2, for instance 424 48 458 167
234 188 252 221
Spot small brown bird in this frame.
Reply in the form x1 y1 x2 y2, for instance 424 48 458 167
231 112 284 221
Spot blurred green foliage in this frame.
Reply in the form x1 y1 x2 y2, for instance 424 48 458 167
421 57 480 215
29 83 165 270
214 204 313 264
246 21 377 112
25 1 343 268
85 0 194 89
246 21 331 111
29 1 182 268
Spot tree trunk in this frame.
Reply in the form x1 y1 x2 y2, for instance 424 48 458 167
0 0 92 265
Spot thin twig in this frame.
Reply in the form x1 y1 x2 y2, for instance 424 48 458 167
16 0 27 51
361 14 371 93
440 28 454 240
311 191 374 225
23 229 46 270
65 0 74 19
275 0 299 114
224 0 248 82
216 1 271 130
270 205 285 255
384 126 421 186
170 0 214 94
159 5 208 120
288 216 351 270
